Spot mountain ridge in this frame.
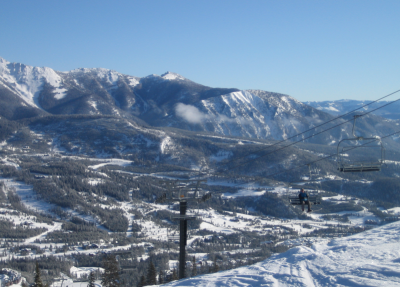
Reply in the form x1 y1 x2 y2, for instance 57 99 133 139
1 56 399 148
2 58 400 287
305 99 400 121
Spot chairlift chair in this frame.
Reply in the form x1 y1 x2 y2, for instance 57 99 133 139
337 115 385 172
287 165 321 206
287 184 321 206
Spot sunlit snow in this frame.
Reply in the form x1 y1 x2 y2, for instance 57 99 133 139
158 221 400 287
0 57 67 107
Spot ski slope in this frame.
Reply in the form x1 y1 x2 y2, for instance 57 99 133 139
159 221 400 287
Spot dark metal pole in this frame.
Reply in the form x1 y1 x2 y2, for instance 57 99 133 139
179 200 187 279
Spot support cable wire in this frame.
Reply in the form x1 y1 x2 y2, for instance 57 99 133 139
217 90 400 171
161 91 400 202
208 129 400 195
266 130 400 179
209 131 400 194
217 94 400 174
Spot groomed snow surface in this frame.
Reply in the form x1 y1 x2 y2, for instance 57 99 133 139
158 221 400 287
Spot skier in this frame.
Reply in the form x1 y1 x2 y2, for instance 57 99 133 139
299 188 312 212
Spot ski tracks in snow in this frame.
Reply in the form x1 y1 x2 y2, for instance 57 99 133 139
161 221 400 287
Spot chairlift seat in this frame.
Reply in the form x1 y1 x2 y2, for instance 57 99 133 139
338 163 381 172
289 196 320 205
337 115 385 173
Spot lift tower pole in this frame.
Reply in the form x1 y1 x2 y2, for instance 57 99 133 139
157 179 210 280
179 200 186 278
176 199 194 279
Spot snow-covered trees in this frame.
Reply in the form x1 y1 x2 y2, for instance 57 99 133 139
33 262 44 287
87 271 96 287
146 261 157 285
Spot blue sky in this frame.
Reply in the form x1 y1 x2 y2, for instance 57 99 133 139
1 0 399 101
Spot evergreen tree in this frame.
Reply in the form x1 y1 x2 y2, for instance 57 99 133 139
158 269 164 284
33 261 44 287
101 255 120 287
146 261 157 285
172 268 178 281
212 257 219 273
191 256 197 277
138 275 146 287
87 271 96 287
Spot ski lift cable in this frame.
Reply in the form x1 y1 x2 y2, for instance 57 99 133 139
189 96 400 196
206 129 400 196
215 95 400 175
161 92 400 198
180 91 400 182
216 89 400 172
266 130 400 179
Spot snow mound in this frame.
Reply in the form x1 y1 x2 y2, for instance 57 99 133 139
160 221 400 286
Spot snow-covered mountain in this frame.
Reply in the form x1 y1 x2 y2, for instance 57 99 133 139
0 57 66 107
158 220 400 287
169 90 335 142
1 57 399 145
305 99 400 121
2 57 400 287
0 57 237 119
0 56 144 117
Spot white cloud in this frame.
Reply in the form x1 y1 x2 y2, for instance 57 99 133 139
175 103 207 124
175 103 251 125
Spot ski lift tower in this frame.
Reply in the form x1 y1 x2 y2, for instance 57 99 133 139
156 179 211 279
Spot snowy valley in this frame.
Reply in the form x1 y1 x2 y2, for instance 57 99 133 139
0 57 400 286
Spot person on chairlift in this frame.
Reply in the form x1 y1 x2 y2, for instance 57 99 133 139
299 188 312 212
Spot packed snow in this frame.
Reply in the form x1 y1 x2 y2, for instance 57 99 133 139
87 158 133 170
158 221 400 287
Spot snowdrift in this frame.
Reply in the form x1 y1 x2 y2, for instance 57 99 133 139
161 221 400 286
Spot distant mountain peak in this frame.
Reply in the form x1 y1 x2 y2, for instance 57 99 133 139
69 67 117 74
68 68 126 89
0 57 65 108
161 71 185 81
142 72 186 82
